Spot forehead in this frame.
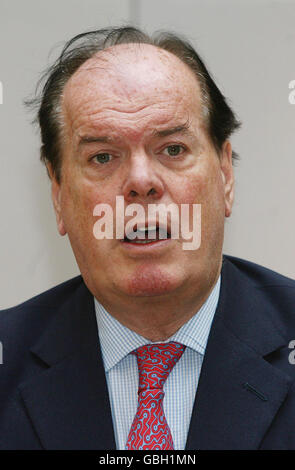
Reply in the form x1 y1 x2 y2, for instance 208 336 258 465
62 43 203 135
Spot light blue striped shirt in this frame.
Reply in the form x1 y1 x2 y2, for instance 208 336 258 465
94 276 220 450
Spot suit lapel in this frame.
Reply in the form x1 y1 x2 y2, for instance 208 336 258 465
18 280 116 450
186 257 293 450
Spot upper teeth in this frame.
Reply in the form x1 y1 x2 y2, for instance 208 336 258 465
137 225 157 232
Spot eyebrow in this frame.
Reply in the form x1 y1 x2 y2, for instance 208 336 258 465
78 136 112 148
152 123 192 138
77 123 193 148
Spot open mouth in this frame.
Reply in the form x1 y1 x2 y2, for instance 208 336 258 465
122 224 171 244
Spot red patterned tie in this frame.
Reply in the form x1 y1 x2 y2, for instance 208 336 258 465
125 342 185 450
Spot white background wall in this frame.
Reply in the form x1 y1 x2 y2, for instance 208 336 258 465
1 0 294 308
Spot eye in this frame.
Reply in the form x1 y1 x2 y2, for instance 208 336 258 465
163 145 185 157
92 153 112 164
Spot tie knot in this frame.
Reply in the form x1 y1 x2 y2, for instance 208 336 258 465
134 342 185 392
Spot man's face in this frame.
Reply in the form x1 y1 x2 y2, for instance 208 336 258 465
51 44 234 305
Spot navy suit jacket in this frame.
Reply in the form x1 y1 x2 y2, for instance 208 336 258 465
1 255 295 449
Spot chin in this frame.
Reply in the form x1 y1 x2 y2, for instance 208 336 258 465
120 265 184 297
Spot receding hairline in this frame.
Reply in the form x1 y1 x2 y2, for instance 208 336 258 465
65 41 202 89
60 41 207 144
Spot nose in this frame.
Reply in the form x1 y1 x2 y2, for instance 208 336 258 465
122 153 164 203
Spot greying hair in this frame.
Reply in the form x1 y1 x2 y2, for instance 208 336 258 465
28 26 241 182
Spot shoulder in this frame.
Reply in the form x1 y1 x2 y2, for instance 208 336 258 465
0 275 84 344
223 254 295 288
223 254 295 335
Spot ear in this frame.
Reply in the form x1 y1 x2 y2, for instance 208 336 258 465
46 163 67 236
220 141 234 218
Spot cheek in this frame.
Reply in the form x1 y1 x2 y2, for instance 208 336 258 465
61 169 114 216
187 161 225 205
59 177 101 240
175 167 225 239
173 172 220 205
181 177 205 204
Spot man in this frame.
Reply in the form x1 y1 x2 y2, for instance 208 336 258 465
1 26 295 450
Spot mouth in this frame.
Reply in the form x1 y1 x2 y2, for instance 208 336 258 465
121 223 171 245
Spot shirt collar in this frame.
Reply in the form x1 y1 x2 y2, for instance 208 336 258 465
95 276 221 372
